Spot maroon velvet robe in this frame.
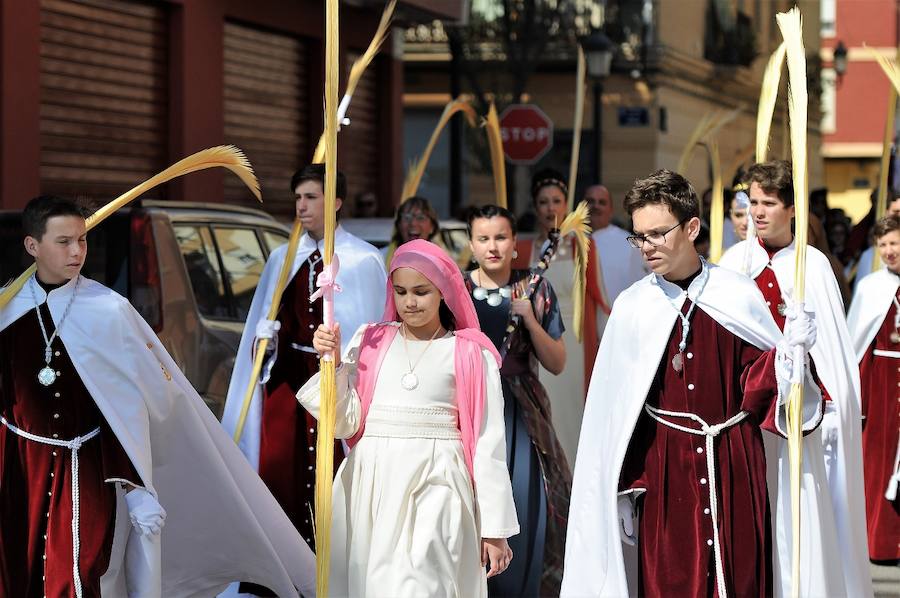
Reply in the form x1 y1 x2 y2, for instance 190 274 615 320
0 291 139 598
858 288 900 561
258 250 344 548
620 298 784 598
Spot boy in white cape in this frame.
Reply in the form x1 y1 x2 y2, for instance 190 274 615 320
563 170 857 597
719 160 872 595
0 195 315 597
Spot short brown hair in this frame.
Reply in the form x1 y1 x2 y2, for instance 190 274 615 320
624 169 699 222
744 160 794 207
22 195 89 240
874 215 900 239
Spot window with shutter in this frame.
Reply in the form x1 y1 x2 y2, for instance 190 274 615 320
223 22 307 217
39 0 169 202
341 51 379 213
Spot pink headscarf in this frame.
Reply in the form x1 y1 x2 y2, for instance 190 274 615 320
348 240 500 482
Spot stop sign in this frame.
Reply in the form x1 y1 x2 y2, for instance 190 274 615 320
499 104 554 164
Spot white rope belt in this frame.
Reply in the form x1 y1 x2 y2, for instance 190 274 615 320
644 405 750 598
886 436 900 502
290 342 318 354
1 415 100 598
873 348 900 359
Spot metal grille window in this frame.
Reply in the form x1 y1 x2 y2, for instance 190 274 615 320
39 0 169 201
224 22 308 217
341 51 379 208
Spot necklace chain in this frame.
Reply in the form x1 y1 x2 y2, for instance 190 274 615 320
401 323 443 374
30 275 80 367
668 259 710 372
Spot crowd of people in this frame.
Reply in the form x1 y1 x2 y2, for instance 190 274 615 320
1 157 897 598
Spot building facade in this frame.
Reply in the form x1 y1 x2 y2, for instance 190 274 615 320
820 0 899 223
403 0 825 221
0 0 459 218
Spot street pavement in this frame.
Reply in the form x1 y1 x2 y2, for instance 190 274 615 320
873 562 900 597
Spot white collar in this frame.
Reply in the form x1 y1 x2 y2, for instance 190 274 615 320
30 272 81 303
298 224 347 253
652 258 710 307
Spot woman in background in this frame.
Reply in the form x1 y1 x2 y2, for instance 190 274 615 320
381 196 440 265
513 168 605 467
465 205 570 597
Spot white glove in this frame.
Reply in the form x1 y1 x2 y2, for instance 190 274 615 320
256 318 281 340
125 488 166 537
617 494 637 546
784 303 817 354
820 401 840 447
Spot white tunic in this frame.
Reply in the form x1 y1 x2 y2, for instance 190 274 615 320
298 324 518 598
531 237 584 467
592 224 648 340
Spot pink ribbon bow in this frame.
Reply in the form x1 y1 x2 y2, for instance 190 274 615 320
310 254 342 302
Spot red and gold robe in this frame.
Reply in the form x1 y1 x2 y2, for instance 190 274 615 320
258 250 344 547
619 297 786 598
0 286 138 598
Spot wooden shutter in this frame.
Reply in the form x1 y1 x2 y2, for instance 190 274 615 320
39 0 168 201
224 22 307 217
341 51 379 209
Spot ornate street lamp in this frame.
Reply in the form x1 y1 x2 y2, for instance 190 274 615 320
833 40 848 80
581 31 615 183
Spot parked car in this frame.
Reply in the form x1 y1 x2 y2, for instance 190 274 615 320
0 200 290 417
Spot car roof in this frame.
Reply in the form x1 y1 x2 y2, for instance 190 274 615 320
140 200 288 229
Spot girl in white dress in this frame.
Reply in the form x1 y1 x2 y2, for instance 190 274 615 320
297 239 518 598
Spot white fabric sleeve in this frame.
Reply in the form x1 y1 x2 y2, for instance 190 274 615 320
295 324 367 439
474 348 520 539
772 345 824 436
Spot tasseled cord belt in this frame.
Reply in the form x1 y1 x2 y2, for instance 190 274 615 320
1 415 100 598
643 404 749 598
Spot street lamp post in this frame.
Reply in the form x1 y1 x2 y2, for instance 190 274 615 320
832 40 848 85
582 31 614 184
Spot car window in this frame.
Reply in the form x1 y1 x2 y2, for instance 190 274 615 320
173 225 230 319
262 229 289 253
213 227 266 320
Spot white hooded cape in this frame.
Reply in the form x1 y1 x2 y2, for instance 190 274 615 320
719 239 872 597
847 267 900 361
0 275 315 597
562 264 855 598
221 225 386 469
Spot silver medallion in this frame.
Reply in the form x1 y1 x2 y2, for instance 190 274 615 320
487 292 503 307
671 352 683 373
401 372 419 391
891 332 900 344
472 287 488 301
38 366 57 386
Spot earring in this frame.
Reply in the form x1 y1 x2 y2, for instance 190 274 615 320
512 249 519 259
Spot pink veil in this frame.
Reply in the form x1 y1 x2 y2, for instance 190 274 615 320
348 240 499 481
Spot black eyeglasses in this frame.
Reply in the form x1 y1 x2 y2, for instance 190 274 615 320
626 219 687 249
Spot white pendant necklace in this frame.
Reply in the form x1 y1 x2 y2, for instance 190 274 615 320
471 270 512 307
668 260 709 374
30 275 80 386
400 323 443 391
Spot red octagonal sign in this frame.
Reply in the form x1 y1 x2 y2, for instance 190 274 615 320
499 104 554 165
